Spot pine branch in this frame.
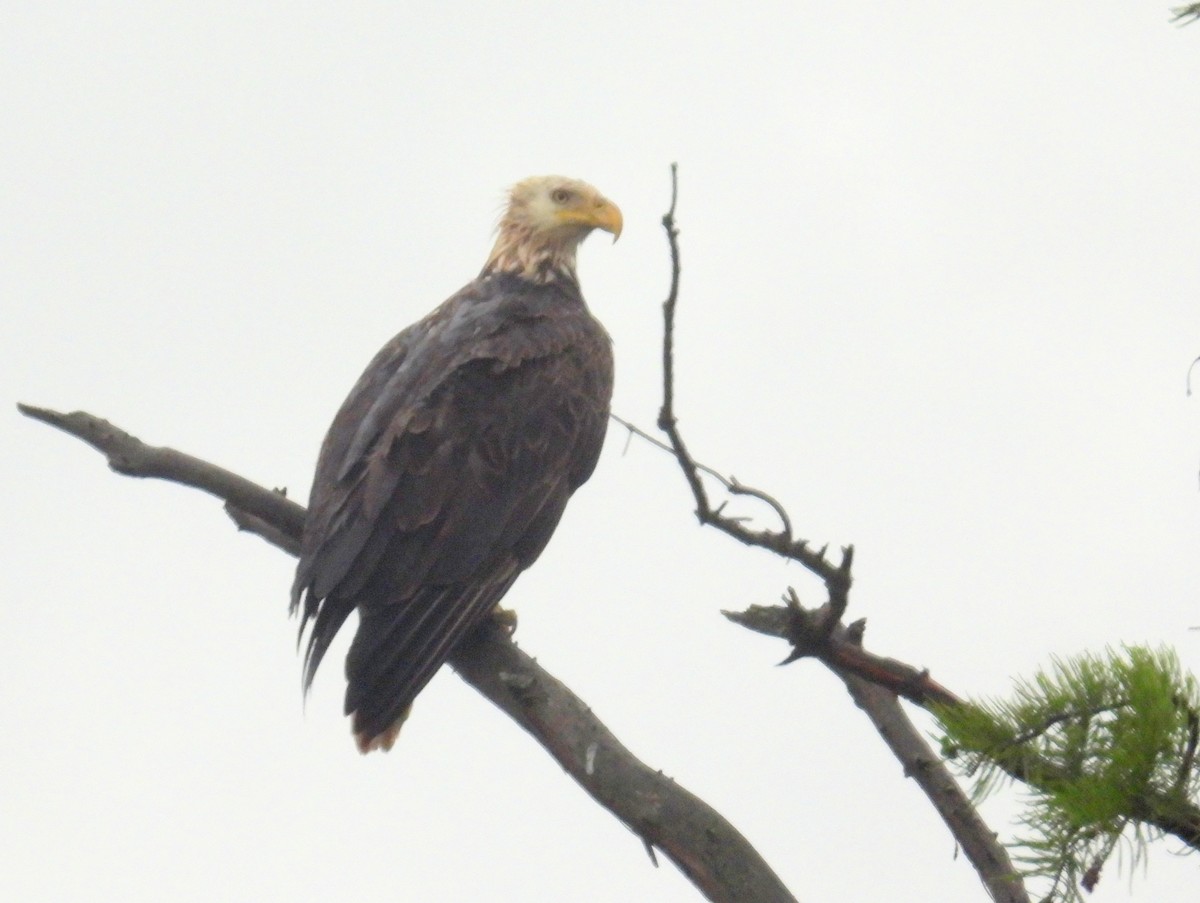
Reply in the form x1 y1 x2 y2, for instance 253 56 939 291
937 647 1200 900
1171 4 1200 26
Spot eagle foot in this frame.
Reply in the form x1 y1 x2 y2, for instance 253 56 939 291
490 605 519 635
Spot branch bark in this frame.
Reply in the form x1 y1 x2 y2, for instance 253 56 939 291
839 676 1028 903
17 402 799 903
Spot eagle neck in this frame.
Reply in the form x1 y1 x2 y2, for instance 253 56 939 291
482 219 590 285
479 259 580 291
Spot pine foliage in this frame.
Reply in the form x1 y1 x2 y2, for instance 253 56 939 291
936 646 1200 902
1172 4 1200 26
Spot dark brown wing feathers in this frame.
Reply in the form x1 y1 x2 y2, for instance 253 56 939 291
291 272 612 744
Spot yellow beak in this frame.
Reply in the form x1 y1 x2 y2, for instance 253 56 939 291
560 197 623 241
590 198 623 241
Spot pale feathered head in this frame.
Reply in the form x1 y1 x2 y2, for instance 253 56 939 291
484 176 622 282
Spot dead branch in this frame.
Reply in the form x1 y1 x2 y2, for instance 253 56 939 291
645 170 1200 863
650 168 1028 902
18 402 798 903
653 165 852 610
839 674 1028 903
723 601 1026 902
718 536 1200 856
723 600 961 710
18 404 305 541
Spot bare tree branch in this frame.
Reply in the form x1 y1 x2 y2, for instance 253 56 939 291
646 170 1200 898
757 631 1032 903
648 168 1029 901
643 168 1200 866
17 402 799 903
18 403 305 541
723 602 1027 901
453 627 799 903
721 587 1200 857
723 600 961 709
653 165 853 609
839 675 1029 903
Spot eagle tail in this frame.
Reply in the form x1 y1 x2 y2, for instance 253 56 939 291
354 705 411 754
299 594 356 693
344 566 520 752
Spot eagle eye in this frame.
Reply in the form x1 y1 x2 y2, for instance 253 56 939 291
550 187 572 204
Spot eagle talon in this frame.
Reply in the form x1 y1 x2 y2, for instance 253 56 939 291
490 606 519 634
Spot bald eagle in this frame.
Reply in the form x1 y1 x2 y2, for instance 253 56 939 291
291 176 621 753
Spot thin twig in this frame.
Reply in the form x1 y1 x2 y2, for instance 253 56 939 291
727 477 793 542
610 413 732 487
651 167 851 602
611 412 795 539
1001 701 1130 752
1177 700 1199 794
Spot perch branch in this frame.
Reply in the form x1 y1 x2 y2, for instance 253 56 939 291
18 402 798 903
17 403 304 541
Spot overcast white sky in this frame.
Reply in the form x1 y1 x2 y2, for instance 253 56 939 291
4 3 1200 901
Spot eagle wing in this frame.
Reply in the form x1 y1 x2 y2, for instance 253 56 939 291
291 276 612 746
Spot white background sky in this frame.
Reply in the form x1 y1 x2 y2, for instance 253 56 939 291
4 3 1200 901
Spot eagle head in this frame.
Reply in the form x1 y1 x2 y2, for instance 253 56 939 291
485 176 622 281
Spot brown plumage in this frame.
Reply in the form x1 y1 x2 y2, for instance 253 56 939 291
291 176 621 752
